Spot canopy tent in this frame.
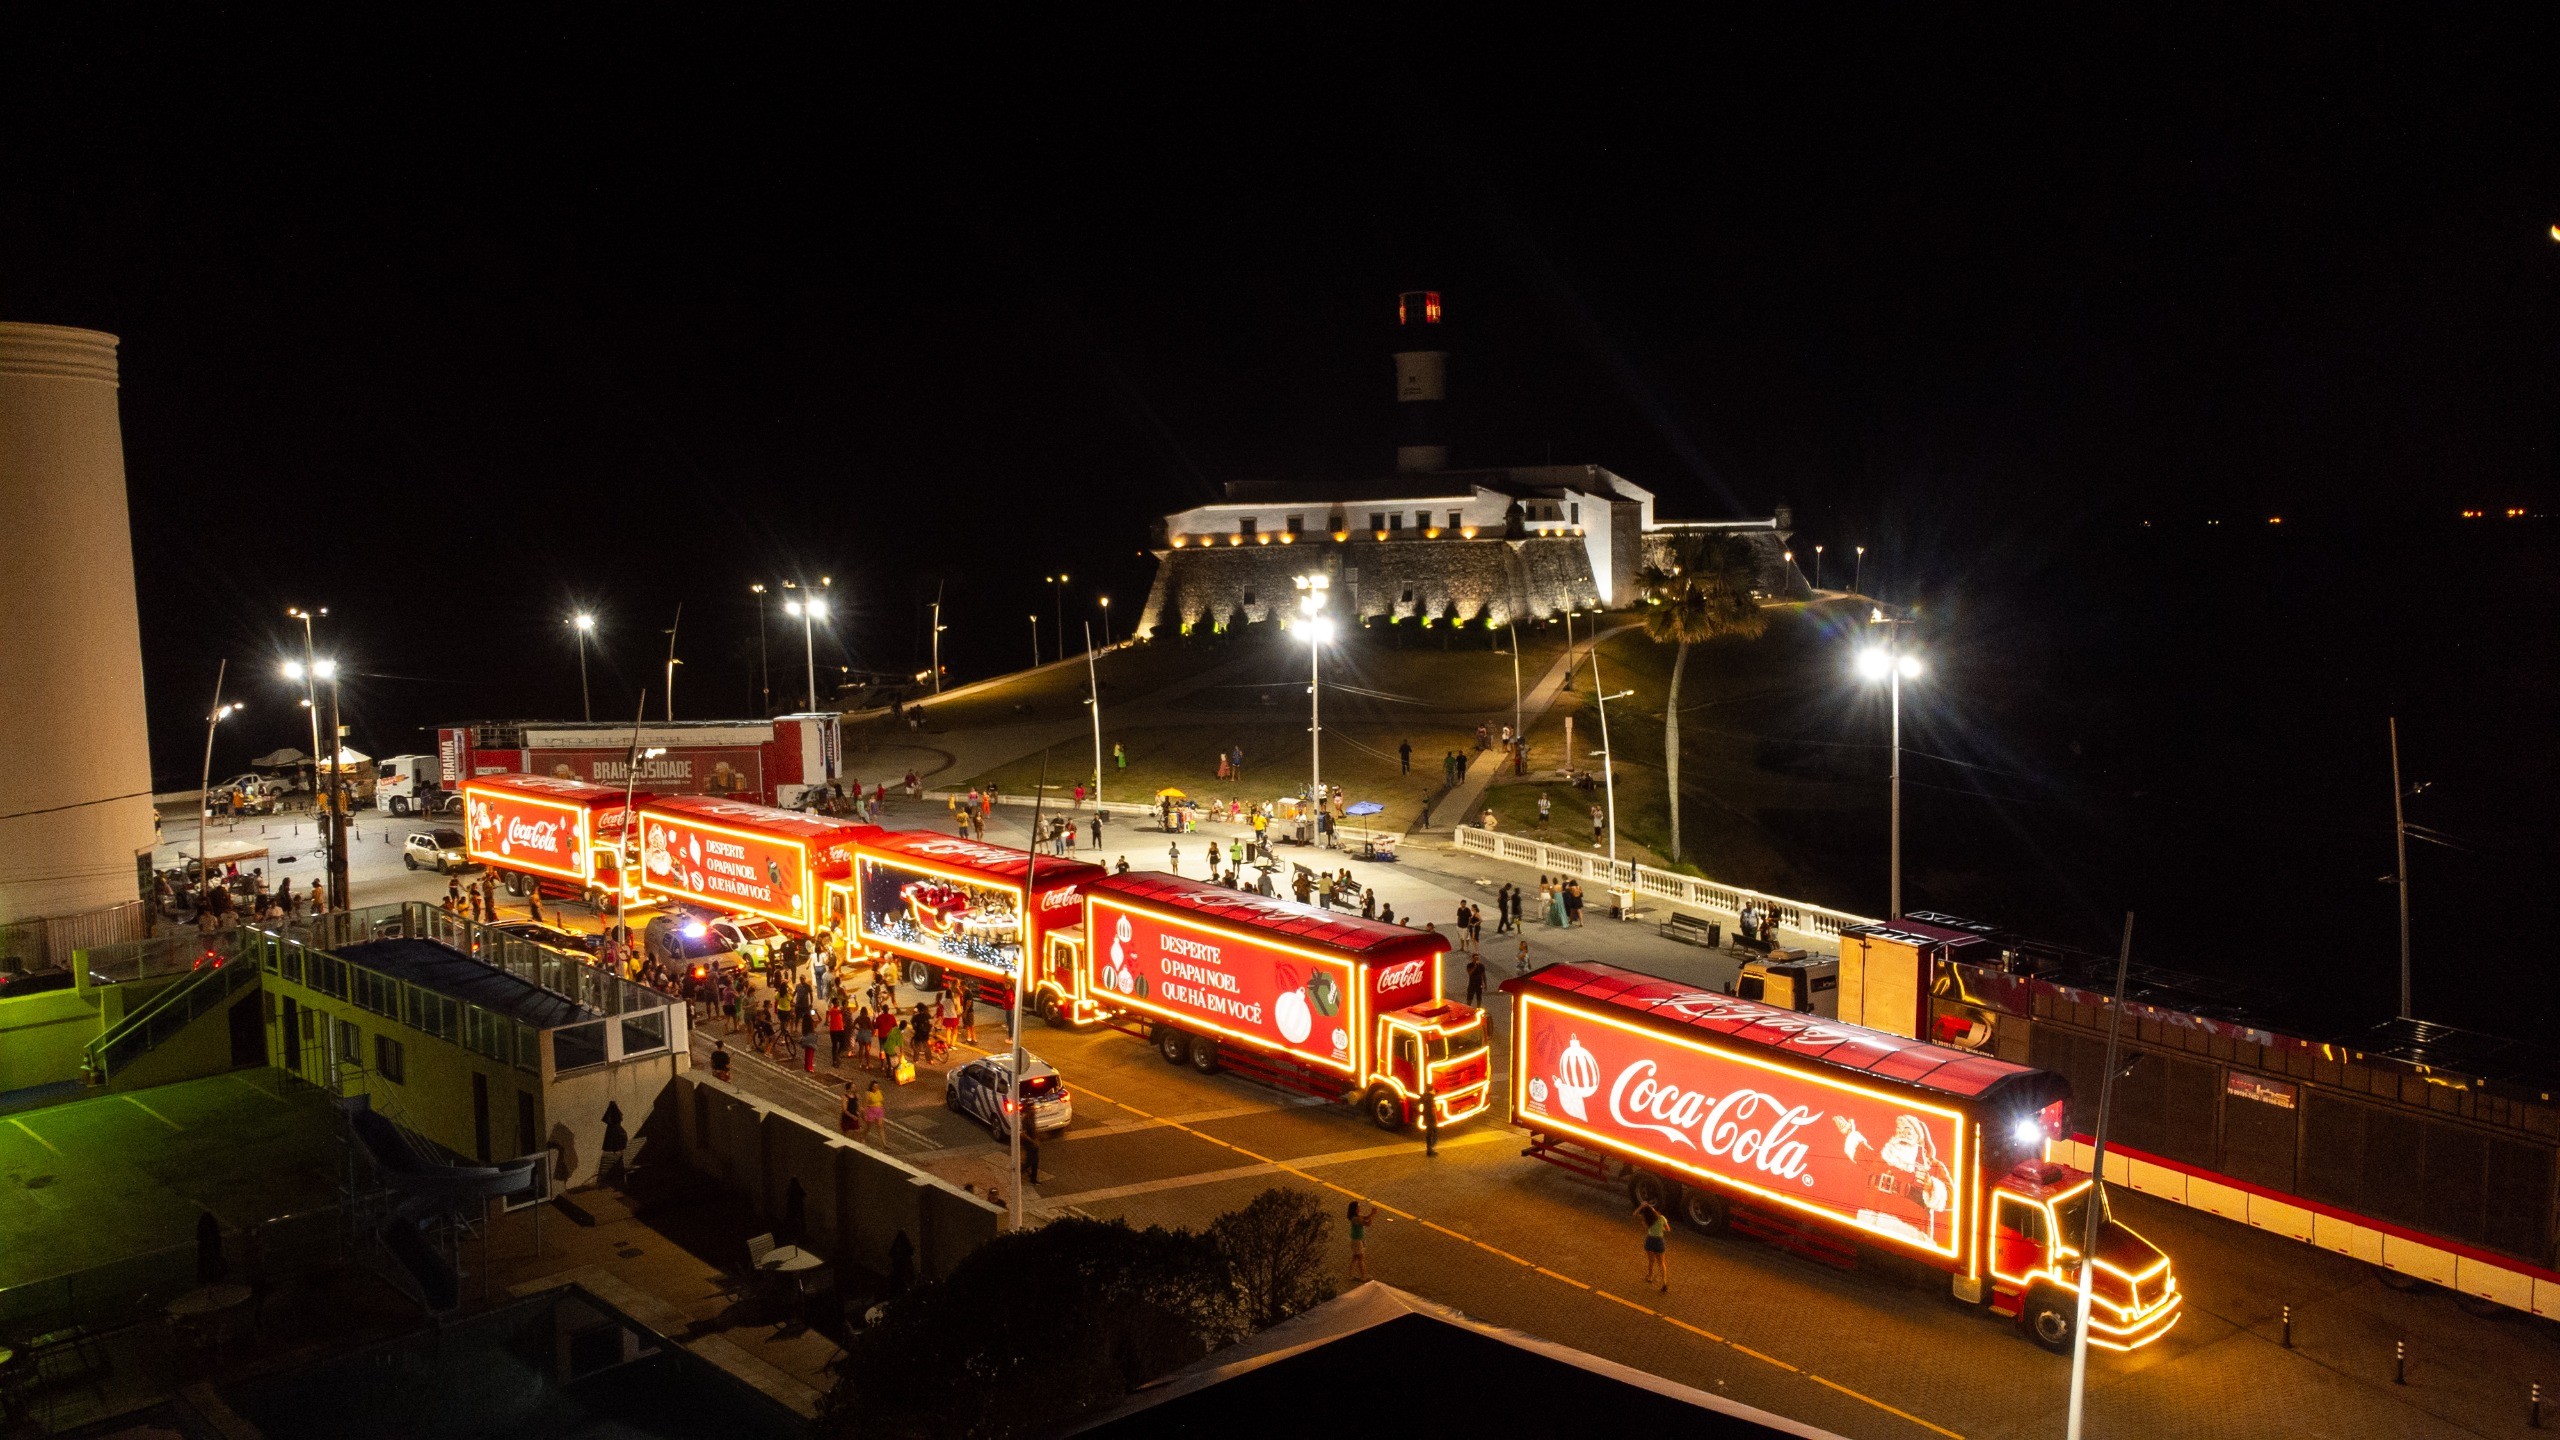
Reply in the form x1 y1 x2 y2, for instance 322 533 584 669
249 747 309 769
322 746 371 768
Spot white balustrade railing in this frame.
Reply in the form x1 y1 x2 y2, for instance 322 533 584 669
1450 826 1879 949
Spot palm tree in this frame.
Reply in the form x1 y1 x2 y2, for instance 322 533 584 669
1636 534 1768 864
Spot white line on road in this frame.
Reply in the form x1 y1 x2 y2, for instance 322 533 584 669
1040 1129 1506 1207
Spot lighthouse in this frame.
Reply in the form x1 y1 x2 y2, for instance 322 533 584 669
1392 289 1448 473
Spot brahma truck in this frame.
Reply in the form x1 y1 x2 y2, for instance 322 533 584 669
1505 961 2182 1352
1039 872 1492 1131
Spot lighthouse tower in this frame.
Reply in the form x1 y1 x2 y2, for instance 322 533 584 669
1392 290 1448 473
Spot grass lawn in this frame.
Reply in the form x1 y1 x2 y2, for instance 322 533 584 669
965 623 1577 833
0 1070 343 1293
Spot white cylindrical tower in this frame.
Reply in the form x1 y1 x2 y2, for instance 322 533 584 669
0 323 156 925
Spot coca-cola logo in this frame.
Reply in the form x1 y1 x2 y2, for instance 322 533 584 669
1653 991 1869 1051
1605 1059 1821 1183
1039 886 1082 912
504 817 565 857
1374 958 1428 992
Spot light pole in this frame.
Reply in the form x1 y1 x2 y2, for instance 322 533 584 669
1506 618 1523 749
1294 574 1332 811
1559 607 1576 691
198 666 243 891
1853 546 1866 596
1814 544 1824 590
2388 717 2425 1020
1046 573 1069 663
663 602 682 722
1084 622 1104 808
283 656 347 911
1098 595 1112 650
1587 659 1631 873
930 580 947 694
784 594 829 710
571 613 595 721
750 584 771 714
286 607 325 800
1028 614 1040 671
1856 610 1923 918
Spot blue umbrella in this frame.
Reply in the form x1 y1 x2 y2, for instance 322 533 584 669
1344 800 1384 816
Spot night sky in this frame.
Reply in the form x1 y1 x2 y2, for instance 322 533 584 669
4 14 2552 788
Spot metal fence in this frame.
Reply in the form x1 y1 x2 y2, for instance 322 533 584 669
84 955 260 1083
0 1200 349 1336
2 899 148 975
1449 825 1878 945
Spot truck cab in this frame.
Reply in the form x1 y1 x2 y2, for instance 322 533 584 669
1366 1000 1494 1129
1730 955 1838 1016
1987 1158 2182 1352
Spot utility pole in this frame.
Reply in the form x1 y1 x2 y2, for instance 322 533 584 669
615 690 655 966
196 661 234 897
931 581 946 694
751 584 771 715
2390 717 2413 1019
325 672 348 911
1085 623 1103 809
1011 754 1048 1236
2066 913 2137 1440
1506 618 1523 749
663 602 682 722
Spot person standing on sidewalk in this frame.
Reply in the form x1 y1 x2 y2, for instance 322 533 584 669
1168 839 1181 875
1464 951 1486 1007
1347 1200 1376 1281
1637 1201 1671 1292
862 1081 888 1147
1398 738 1411 774
1590 803 1606 849
1091 810 1105 850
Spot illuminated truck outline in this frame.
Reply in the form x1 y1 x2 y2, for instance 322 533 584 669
1506 962 2181 1352
460 774 644 911
1039 873 1491 1131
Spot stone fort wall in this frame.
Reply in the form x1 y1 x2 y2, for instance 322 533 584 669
1135 529 1808 638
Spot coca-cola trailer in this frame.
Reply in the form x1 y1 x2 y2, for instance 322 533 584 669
1506 961 2182 1352
634 794 875 936
1041 873 1493 1131
460 773 642 911
845 831 1103 995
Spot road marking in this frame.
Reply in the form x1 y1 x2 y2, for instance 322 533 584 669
1660 1315 1726 1343
1730 1343 1796 1373
1595 1289 1656 1316
1473 1240 1531 1266
8 1119 59 1154
1534 1266 1591 1289
1807 1373 1965 1439
122 1097 183 1131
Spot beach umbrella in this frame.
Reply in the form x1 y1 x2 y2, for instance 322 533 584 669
1155 787 1188 799
1344 800 1384 816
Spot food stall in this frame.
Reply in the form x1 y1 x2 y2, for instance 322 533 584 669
847 830 1105 992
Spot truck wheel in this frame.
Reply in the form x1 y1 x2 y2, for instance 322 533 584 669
504 872 528 897
391 797 409 817
910 961 941 991
2024 1289 2076 1354
1677 1185 1729 1236
1366 1086 1405 1130
1156 1026 1191 1065
1037 991 1063 1025
1189 1037 1220 1074
1628 1169 1675 1215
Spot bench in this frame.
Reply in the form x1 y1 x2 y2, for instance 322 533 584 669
1660 912 1720 948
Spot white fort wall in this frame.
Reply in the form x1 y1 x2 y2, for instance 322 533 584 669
0 324 155 924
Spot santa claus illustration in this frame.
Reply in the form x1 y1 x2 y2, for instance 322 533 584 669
1835 1113 1952 1245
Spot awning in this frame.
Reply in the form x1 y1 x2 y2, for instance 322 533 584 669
249 748 309 768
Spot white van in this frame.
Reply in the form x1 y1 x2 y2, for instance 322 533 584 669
376 754 453 816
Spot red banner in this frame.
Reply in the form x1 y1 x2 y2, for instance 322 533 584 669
640 810 810 927
1515 993 1970 1256
1087 897 1360 1073
463 784 592 883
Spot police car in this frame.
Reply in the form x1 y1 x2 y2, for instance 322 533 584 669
944 1050 1073 1138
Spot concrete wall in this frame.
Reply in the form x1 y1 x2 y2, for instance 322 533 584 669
1137 536 1604 640
109 988 256 1093
545 1043 686 1189
0 324 155 923
671 1072 1002 1282
0 971 190 1097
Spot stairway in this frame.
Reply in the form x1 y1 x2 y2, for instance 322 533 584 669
81 949 259 1087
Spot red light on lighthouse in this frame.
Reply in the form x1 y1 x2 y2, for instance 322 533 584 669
1397 290 1442 325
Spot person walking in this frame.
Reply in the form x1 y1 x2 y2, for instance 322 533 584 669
879 1014 905 1078
1167 839 1181 875
1464 951 1486 1007
1398 739 1411 774
1564 879 1584 928
862 1080 889 1146
1493 883 1514 935
828 999 850 1065
1114 741 1126 772
1020 1131 1041 1186
852 1004 875 1070
1091 810 1105 849
839 1081 860 1136
1637 1200 1672 1292
1591 802 1606 849
1347 1200 1376 1280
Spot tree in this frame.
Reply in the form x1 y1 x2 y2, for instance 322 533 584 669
819 1218 1246 1440
1635 534 1768 864
1208 1186 1337 1327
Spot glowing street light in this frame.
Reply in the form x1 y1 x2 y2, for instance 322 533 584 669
783 594 830 710
1853 545 1866 596
1098 594 1113 650
196 662 242 889
280 652 348 910
1855 608 1923 917
1814 544 1825 590
1046 572 1071 664
750 583 771 714
1295 574 1333 818
570 612 596 721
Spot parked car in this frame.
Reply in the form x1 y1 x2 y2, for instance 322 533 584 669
944 1051 1074 1138
643 910 745 971
706 914 786 971
403 829 470 872
492 920 601 957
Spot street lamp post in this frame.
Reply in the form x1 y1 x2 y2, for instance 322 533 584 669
571 613 595 722
1814 544 1824 590
1046 574 1070 663
1587 660 1631 874
1294 575 1332 813
1853 545 1866 596
1085 622 1104 809
750 584 771 714
1098 595 1112 650
1856 611 1922 918
783 595 829 710
283 656 347 911
286 606 325 803
663 602 682 722
196 661 241 897
1028 614 1040 671
930 581 947 695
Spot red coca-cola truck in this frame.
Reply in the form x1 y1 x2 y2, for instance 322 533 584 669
461 773 639 910
1040 873 1493 1131
1506 961 2182 1352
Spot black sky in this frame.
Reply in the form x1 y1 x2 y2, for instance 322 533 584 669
2 12 2553 781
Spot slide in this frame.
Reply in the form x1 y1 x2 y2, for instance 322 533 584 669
340 1098 541 1311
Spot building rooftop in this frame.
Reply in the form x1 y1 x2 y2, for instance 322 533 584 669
1209 464 1654 508
335 937 592 1030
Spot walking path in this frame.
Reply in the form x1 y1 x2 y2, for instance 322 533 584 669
1418 625 1634 839
840 652 1266 793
